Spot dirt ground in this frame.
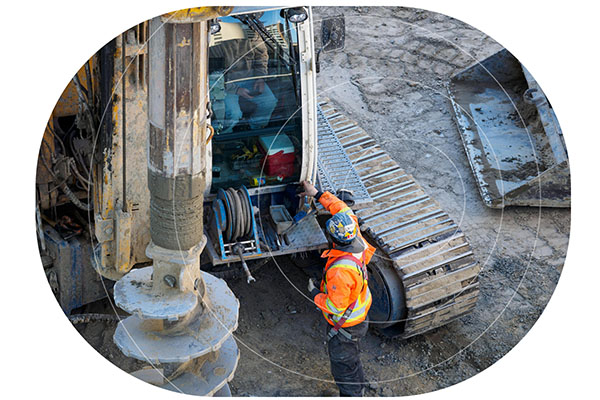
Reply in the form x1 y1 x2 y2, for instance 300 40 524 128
75 6 569 397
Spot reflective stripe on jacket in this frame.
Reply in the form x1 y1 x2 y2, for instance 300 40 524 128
314 191 376 327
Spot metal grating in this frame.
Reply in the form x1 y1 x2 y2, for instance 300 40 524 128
316 104 373 205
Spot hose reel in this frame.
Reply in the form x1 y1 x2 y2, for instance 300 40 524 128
211 186 262 282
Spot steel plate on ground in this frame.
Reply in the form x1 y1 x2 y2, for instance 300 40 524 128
448 48 570 208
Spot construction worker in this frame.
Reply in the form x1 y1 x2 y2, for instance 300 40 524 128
299 181 375 397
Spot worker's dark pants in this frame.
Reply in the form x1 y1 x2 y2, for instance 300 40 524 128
326 319 368 397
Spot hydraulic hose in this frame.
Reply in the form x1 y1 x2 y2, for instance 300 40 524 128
60 181 92 211
69 313 121 324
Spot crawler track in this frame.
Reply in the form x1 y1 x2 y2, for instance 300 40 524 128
317 99 480 339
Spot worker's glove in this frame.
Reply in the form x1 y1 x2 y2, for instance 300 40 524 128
298 181 318 198
307 278 319 296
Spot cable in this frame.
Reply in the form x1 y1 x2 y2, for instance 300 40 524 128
69 313 121 324
60 181 92 211
72 74 97 136
65 123 92 179
45 122 66 156
39 148 56 177
69 158 90 188
84 60 95 119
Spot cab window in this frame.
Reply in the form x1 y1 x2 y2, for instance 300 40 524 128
208 10 302 192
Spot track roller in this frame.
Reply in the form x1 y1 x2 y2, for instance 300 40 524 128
367 258 407 335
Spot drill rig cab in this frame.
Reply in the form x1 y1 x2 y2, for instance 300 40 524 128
201 9 328 272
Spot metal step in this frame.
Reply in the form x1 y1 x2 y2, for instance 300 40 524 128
316 104 373 206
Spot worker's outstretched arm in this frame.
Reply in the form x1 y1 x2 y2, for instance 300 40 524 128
299 181 354 217
317 191 354 217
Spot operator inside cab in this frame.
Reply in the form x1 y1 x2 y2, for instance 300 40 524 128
208 10 303 192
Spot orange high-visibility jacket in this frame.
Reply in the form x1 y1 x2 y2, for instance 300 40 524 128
314 191 376 327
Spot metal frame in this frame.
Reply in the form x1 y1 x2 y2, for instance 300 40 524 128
205 212 328 266
205 7 318 194
298 7 318 184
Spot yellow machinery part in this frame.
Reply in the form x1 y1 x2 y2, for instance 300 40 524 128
52 59 94 118
161 6 233 23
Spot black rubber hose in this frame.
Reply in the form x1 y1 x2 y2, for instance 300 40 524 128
60 182 92 211
236 189 248 238
226 188 240 241
242 189 253 236
69 313 121 324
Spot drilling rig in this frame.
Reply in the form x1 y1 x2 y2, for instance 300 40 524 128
36 6 481 394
